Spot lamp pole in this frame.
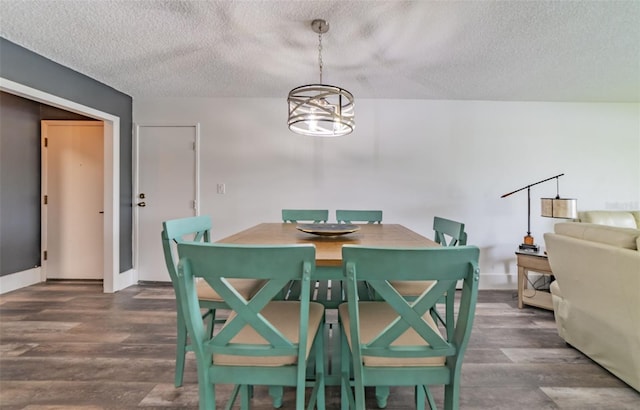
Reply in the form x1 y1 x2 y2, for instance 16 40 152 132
526 186 532 243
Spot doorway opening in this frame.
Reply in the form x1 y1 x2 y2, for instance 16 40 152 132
0 77 124 293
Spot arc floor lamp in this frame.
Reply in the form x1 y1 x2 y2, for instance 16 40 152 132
502 173 578 252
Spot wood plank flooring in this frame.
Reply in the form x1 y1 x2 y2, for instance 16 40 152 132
1 282 639 409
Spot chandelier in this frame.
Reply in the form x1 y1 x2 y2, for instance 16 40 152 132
287 19 355 137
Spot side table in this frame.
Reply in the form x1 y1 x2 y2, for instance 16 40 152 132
516 250 554 310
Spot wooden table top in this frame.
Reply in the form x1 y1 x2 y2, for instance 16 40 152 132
217 223 438 266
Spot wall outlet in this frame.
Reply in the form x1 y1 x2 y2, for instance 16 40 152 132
217 183 226 194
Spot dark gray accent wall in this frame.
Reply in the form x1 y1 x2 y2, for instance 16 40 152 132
0 92 41 275
0 92 97 276
0 37 133 274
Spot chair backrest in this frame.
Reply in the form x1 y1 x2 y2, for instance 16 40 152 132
282 209 329 223
336 209 383 224
433 216 467 246
341 245 480 369
175 242 317 365
161 215 212 283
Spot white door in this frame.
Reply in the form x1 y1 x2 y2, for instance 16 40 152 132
42 120 104 279
135 125 198 282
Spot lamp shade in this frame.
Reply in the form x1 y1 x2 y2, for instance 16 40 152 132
541 198 578 219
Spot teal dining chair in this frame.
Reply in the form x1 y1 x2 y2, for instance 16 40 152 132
161 215 265 387
336 209 383 224
282 209 329 223
339 245 480 410
391 216 469 334
433 216 467 246
175 241 326 410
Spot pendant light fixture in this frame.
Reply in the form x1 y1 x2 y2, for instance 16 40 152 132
287 19 355 137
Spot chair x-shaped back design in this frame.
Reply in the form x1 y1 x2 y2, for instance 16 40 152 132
339 245 480 410
175 242 326 410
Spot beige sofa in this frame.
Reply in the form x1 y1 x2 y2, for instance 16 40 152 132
544 221 640 392
576 210 640 229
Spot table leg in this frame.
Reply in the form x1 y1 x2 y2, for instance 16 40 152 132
518 266 525 309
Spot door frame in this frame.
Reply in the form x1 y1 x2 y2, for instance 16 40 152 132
0 77 124 293
132 124 201 282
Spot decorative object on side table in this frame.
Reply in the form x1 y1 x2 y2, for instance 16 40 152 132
501 173 578 252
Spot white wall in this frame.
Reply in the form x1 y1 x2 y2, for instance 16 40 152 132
134 98 640 288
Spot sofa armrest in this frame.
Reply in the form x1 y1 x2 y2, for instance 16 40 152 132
544 231 640 391
545 233 639 315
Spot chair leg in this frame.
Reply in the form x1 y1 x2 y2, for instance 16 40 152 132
268 385 283 408
340 328 352 410
296 376 305 410
198 368 214 410
226 385 241 410
174 319 187 387
375 386 389 408
315 323 326 410
415 385 426 410
424 385 437 410
306 331 317 379
348 331 365 410
444 378 460 410
354 378 366 410
240 384 250 410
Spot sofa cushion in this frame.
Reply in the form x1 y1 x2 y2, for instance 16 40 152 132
578 211 638 229
554 222 640 250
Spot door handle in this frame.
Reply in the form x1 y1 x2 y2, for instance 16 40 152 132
137 202 146 207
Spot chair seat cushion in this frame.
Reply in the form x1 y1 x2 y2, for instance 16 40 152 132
339 301 446 367
388 280 434 297
214 301 324 367
196 278 264 301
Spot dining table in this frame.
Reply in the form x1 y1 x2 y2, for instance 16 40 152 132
216 222 440 385
217 223 439 308
217 222 438 273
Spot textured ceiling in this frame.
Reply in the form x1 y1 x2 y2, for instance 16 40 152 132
1 0 639 102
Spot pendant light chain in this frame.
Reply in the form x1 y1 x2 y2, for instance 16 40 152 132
318 32 323 84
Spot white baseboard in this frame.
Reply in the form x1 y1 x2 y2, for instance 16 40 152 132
0 268 514 294
479 272 518 290
0 267 139 295
115 268 137 292
0 268 43 294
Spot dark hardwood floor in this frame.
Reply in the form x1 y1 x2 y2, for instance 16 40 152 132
1 282 638 409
